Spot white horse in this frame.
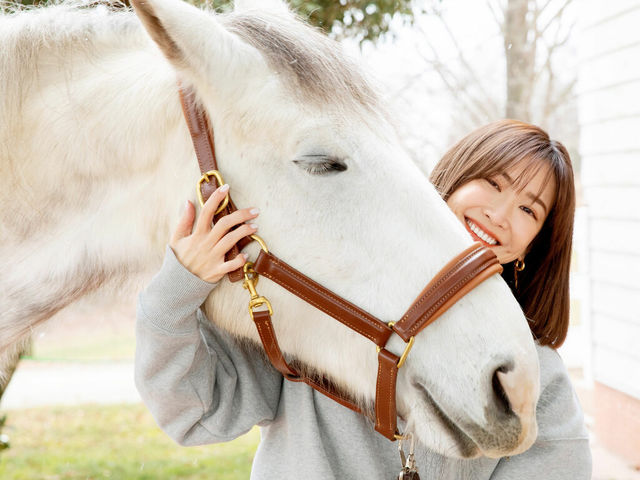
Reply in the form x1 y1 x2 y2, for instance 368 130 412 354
0 0 540 458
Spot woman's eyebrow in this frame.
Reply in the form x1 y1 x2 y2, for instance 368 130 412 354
526 192 548 214
501 173 548 214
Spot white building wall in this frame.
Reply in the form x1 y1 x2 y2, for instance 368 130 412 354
576 0 640 400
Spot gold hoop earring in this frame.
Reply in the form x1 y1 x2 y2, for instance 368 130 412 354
514 259 525 290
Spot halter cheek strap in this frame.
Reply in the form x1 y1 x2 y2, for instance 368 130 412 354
178 86 249 282
177 84 503 441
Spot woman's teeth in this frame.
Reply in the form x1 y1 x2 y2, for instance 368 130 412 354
466 219 498 245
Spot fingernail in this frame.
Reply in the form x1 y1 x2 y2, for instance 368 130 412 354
219 184 229 192
250 208 260 215
248 223 258 230
242 253 249 260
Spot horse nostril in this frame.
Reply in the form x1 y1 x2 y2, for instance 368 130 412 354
492 364 514 415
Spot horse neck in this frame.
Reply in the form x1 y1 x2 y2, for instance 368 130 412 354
1 7 198 250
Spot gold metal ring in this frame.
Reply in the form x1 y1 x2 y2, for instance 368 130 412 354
397 336 415 369
250 234 269 253
196 170 229 214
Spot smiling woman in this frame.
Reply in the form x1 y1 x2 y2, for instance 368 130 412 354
430 119 576 349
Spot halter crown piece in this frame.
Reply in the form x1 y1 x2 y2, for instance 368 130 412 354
178 85 503 441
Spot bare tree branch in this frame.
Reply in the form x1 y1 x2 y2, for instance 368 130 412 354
537 0 555 19
538 0 573 36
486 0 505 34
435 12 503 116
543 77 577 123
414 26 501 122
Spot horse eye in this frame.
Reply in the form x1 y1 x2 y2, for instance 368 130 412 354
293 155 347 175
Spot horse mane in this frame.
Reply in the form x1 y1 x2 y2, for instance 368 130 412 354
0 1 141 139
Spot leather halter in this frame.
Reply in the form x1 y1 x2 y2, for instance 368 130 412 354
178 86 503 441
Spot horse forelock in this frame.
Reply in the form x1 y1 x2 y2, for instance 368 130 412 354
225 12 382 114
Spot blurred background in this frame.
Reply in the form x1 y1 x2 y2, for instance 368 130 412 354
1 0 639 478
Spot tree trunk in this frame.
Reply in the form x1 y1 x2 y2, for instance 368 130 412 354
504 0 534 121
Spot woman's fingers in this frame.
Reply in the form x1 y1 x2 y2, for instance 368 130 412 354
216 223 258 253
210 207 260 244
220 253 250 275
194 184 230 234
170 200 196 246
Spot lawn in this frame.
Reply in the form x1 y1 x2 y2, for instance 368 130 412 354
0 403 259 479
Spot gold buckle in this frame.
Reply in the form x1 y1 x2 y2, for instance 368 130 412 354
243 262 273 320
196 170 229 214
248 297 274 319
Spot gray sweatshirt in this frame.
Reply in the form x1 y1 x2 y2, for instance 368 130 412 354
135 247 592 479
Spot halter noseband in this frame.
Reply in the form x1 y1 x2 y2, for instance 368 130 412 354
178 86 503 440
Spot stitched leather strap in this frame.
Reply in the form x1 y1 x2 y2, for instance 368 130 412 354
253 311 364 414
178 85 248 282
252 310 299 379
252 243 501 441
253 250 394 347
393 243 502 342
375 349 400 439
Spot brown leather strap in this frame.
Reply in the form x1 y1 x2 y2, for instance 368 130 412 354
178 85 247 282
254 311 363 413
252 243 501 441
393 243 502 342
178 86 217 198
303 376 362 413
252 310 299 379
253 250 394 347
375 349 400 440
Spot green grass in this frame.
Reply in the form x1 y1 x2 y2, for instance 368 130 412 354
0 403 259 479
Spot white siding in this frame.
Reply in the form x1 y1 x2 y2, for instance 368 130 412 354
577 0 640 398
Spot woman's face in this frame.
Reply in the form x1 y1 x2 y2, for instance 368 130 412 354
446 163 556 264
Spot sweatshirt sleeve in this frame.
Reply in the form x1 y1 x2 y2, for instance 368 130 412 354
134 246 283 446
489 345 592 479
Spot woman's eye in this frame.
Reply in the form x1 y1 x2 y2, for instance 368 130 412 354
485 178 501 191
520 206 537 219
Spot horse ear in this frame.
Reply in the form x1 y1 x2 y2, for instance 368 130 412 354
130 0 263 87
234 0 292 16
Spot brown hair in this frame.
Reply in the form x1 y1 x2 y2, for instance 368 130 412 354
430 119 575 348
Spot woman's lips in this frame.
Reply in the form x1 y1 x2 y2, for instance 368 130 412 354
465 218 500 246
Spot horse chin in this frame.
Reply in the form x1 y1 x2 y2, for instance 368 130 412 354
406 381 481 459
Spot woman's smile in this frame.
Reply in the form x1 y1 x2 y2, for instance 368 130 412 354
465 217 500 246
446 164 556 264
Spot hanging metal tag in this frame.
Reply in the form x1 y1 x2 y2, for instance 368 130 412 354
396 433 420 480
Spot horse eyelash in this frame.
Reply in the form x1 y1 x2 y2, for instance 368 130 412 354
293 155 348 175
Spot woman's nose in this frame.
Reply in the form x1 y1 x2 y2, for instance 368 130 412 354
484 203 510 228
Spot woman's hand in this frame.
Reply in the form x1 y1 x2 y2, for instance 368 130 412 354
169 184 259 283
